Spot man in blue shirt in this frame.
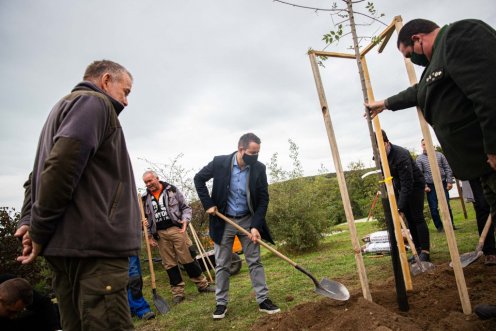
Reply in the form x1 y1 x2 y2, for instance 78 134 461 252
194 133 280 319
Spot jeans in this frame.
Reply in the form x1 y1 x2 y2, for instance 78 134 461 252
128 256 152 318
426 181 454 230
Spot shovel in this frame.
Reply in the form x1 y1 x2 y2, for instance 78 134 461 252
450 215 492 268
138 195 170 314
398 214 435 276
215 211 350 301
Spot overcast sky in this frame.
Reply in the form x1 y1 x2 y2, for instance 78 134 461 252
1 0 496 210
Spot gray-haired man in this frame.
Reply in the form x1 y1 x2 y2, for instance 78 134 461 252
16 60 140 330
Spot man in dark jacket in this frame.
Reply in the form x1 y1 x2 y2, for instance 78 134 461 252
194 133 280 319
15 60 141 330
366 18 496 265
0 275 60 331
382 131 431 261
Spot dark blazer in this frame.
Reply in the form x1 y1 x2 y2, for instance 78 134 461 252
387 19 496 180
194 152 273 245
387 144 425 212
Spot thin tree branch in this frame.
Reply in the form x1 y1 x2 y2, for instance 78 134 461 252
273 0 341 12
273 0 388 26
353 11 387 25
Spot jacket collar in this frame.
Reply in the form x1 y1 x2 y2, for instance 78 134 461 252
72 81 125 115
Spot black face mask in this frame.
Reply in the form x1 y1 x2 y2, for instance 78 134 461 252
409 40 429 67
410 52 429 67
242 153 258 166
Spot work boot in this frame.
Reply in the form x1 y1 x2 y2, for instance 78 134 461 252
198 284 216 293
484 255 496 266
259 298 280 314
213 305 227 319
173 295 185 304
475 304 496 320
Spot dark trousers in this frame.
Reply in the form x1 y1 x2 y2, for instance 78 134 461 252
402 185 431 252
46 256 133 331
426 181 454 230
477 175 496 255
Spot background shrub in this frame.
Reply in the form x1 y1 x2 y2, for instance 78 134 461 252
0 207 51 293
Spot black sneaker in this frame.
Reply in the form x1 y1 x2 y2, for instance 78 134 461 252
213 305 227 319
475 304 496 320
259 298 280 314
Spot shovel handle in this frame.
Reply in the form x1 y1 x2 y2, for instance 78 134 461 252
215 211 298 267
398 214 425 270
138 194 158 290
477 215 492 250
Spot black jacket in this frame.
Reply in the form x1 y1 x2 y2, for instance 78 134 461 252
194 152 273 245
387 144 425 212
0 274 60 331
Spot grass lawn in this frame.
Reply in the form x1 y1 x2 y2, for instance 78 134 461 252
135 198 481 331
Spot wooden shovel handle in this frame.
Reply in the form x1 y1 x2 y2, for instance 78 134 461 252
215 211 298 267
477 215 492 249
398 213 420 257
138 194 157 289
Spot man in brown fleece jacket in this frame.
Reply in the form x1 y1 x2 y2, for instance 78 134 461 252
16 60 140 331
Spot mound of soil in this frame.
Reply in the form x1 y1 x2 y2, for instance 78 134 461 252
254 260 496 330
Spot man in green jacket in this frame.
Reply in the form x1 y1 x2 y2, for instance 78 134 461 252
366 18 496 265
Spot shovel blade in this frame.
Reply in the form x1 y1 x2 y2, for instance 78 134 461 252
315 278 350 301
153 290 170 314
449 250 483 268
410 261 435 276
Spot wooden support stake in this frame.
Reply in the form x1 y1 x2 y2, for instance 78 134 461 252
309 52 372 301
188 223 214 283
455 179 468 220
361 57 413 291
394 16 472 315
309 50 356 59
360 17 397 57
366 191 381 222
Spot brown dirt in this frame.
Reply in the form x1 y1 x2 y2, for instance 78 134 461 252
253 261 496 331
